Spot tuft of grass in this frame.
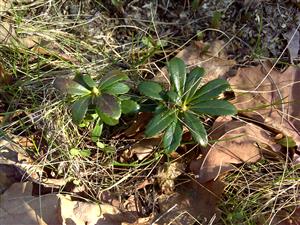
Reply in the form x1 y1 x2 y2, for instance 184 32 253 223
220 159 300 225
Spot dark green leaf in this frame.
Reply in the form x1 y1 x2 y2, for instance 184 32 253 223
184 67 205 101
167 90 181 104
82 75 97 88
99 71 128 90
54 78 91 95
190 99 237 116
192 79 230 101
95 94 121 120
103 83 130 95
183 111 207 146
145 110 176 137
163 119 183 153
168 57 186 96
98 111 119 125
276 136 297 148
91 118 103 142
138 81 164 100
71 96 90 124
121 99 140 114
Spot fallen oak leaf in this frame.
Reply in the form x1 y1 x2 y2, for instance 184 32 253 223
59 195 119 225
155 179 225 224
0 182 59 225
228 63 300 148
190 117 281 183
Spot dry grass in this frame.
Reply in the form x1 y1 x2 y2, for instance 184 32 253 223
1 1 300 224
220 158 300 224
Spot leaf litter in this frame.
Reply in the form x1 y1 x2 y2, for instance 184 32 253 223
1 9 300 223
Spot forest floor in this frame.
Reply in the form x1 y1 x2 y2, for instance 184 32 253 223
1 1 300 225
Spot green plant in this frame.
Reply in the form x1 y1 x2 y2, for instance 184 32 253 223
54 71 139 142
138 57 237 153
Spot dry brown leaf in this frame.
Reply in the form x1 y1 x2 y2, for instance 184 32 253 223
190 117 281 183
229 63 300 147
59 195 140 225
131 138 161 160
0 63 12 85
153 40 236 86
0 21 15 44
0 182 59 225
155 179 224 224
20 35 42 49
123 112 153 138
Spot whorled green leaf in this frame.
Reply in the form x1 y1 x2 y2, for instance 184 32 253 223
163 119 183 154
190 99 237 116
192 79 230 101
71 96 90 124
167 90 181 104
145 109 176 137
99 71 128 90
98 111 119 125
121 99 140 114
82 75 97 88
54 78 91 95
183 111 207 146
184 67 205 102
95 94 121 120
103 83 130 95
168 57 186 96
138 81 164 100
91 118 103 142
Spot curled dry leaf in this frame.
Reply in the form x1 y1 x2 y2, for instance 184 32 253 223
59 195 141 225
228 63 300 147
190 116 281 183
0 182 59 225
128 138 161 160
59 195 121 225
154 40 236 86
